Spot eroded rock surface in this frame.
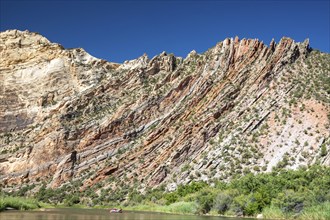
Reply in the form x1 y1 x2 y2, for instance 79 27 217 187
0 30 329 193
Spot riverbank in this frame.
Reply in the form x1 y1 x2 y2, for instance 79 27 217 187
1 196 329 220
123 201 330 220
124 201 197 215
120 165 330 220
1 165 329 220
0 207 239 220
0 196 41 211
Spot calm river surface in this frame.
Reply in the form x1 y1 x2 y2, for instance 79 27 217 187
0 208 255 220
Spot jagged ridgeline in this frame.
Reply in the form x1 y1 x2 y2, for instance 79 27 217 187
0 30 329 195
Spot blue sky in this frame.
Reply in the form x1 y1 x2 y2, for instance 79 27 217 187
1 0 329 63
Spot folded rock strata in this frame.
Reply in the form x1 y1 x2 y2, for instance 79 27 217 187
0 30 329 193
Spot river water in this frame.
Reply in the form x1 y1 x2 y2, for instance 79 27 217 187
0 208 255 220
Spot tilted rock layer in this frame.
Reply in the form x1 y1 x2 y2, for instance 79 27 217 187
0 30 329 193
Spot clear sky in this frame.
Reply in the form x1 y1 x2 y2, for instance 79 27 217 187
1 0 329 63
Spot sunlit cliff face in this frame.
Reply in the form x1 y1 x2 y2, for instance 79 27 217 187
0 30 329 193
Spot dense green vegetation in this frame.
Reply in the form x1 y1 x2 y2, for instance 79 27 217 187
0 196 40 211
4 163 329 217
126 165 330 219
2 164 329 219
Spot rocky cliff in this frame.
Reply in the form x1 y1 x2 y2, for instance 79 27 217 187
0 30 329 194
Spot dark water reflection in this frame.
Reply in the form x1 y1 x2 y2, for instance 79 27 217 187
0 208 255 220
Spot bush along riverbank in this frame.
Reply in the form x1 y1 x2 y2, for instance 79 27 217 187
124 165 330 219
0 196 40 211
1 164 329 219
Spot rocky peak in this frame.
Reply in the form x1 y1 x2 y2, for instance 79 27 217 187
269 38 276 51
147 51 176 74
185 50 198 59
121 53 149 70
0 30 115 133
0 30 64 68
0 29 52 49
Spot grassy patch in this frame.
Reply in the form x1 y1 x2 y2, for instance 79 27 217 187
125 201 197 214
299 202 330 220
262 206 286 219
262 202 330 220
0 196 40 211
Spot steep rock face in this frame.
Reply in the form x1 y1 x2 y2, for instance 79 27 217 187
0 30 329 194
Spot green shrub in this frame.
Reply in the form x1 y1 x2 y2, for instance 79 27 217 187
164 193 178 205
128 190 144 204
213 191 233 214
177 181 207 197
232 194 260 216
320 144 327 157
196 188 215 214
272 190 304 213
0 196 40 211
64 194 80 206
